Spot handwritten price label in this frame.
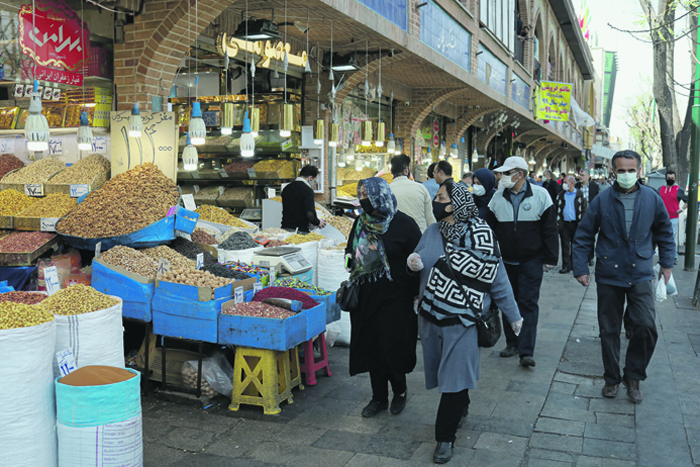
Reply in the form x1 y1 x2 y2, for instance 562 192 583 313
182 194 196 211
24 184 43 196
45 266 60 295
69 184 90 197
40 217 59 232
95 242 102 258
218 169 229 178
157 258 171 278
247 168 257 179
253 281 262 294
196 253 203 270
56 348 77 377
234 286 244 304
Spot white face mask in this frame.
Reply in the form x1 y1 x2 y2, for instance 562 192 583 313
501 174 517 189
617 172 637 189
562 183 569 191
472 184 486 196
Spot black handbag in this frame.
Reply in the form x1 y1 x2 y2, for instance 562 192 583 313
442 242 502 348
336 280 360 312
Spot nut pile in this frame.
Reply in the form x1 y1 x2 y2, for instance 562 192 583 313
0 302 54 330
179 185 196 195
259 228 288 237
0 189 38 216
222 301 295 319
0 230 10 240
224 160 255 173
193 186 220 200
100 246 159 279
49 154 110 184
220 231 258 251
323 242 347 251
195 205 249 228
191 228 219 245
40 285 120 316
252 159 287 172
0 291 48 305
285 233 325 244
160 268 233 289
15 193 77 218
0 154 24 180
327 216 354 239
265 239 289 248
181 363 218 397
2 156 66 184
140 245 196 270
168 238 217 265
0 231 55 252
56 163 180 238
202 263 252 281
219 187 252 201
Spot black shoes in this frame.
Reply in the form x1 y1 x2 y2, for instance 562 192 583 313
433 441 454 464
622 375 643 404
390 392 407 415
361 399 388 417
519 356 536 367
559 268 571 274
602 382 619 398
500 346 518 358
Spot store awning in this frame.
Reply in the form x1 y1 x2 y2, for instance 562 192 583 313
570 98 595 128
592 144 616 160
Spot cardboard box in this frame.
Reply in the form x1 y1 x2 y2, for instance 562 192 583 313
146 348 200 386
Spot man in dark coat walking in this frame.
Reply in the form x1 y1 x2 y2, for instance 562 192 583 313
542 169 561 203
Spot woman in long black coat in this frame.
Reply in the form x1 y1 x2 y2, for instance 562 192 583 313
344 177 422 417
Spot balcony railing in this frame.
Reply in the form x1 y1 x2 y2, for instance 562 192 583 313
514 36 525 66
533 58 541 83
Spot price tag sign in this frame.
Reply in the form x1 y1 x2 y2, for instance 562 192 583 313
219 186 225 196
56 348 77 377
40 217 59 232
191 171 200 179
247 168 257 179
92 136 107 154
182 194 197 211
193 185 200 193
95 242 102 258
266 188 276 198
269 268 276 285
234 286 244 304
24 184 43 196
45 266 60 295
253 281 262 294
70 184 90 198
196 253 203 270
218 169 229 178
157 258 171 278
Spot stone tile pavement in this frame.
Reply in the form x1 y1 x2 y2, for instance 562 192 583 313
141 260 700 466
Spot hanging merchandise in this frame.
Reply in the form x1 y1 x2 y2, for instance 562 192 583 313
25 0 50 151
182 132 198 170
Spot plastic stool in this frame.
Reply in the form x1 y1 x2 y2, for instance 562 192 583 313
229 346 294 415
300 332 332 386
288 346 304 391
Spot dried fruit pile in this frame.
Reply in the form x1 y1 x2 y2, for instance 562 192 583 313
0 232 55 252
323 242 347 251
0 291 48 305
15 193 77 218
168 238 217 265
219 187 252 202
181 363 218 397
201 263 252 281
222 301 295 319
0 154 24 180
265 239 288 248
100 246 159 278
191 228 218 245
195 205 249 228
327 216 353 239
194 186 220 201
159 268 233 289
140 245 196 270
252 286 319 309
224 160 255 173
49 154 110 184
285 233 325 244
219 231 258 251
2 155 66 184
56 163 179 238
41 285 120 316
259 228 288 237
0 189 38 216
0 302 53 329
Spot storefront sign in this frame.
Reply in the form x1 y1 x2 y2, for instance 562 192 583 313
536 81 572 122
18 0 90 72
357 0 407 30
419 0 471 73
34 65 83 86
216 33 307 69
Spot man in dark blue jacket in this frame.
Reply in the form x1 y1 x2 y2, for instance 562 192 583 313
572 150 674 404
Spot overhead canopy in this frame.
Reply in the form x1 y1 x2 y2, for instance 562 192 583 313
550 0 595 80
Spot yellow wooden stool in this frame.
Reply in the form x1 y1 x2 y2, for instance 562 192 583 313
229 346 301 415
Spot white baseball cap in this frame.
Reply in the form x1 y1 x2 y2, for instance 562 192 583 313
493 156 529 173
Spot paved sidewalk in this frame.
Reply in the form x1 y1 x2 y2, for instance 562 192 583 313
141 261 700 467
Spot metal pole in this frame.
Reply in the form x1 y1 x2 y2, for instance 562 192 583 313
685 24 700 272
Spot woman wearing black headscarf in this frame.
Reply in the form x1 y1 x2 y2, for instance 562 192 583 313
408 182 522 464
344 177 422 418
471 168 497 219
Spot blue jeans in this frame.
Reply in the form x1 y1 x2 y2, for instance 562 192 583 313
502 258 544 357
670 217 679 259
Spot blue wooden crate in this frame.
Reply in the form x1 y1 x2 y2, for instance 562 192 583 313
297 289 339 324
304 303 326 340
92 260 154 322
279 269 313 285
174 206 199 234
152 289 226 343
155 280 234 302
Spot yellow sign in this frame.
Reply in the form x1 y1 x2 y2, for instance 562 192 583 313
216 33 308 69
536 81 572 121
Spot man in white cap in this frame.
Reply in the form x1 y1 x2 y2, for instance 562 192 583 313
486 156 559 368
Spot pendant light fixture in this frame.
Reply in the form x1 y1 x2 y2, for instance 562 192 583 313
279 0 293 137
450 143 458 159
313 43 324 145
250 21 259 138
472 147 479 164
189 0 206 145
328 22 339 147
328 22 335 82
76 0 92 151
221 49 232 135
375 47 384 147
304 10 311 75
361 41 371 146
240 111 255 157
182 132 198 170
439 141 447 158
386 91 396 154
25 0 49 151
127 10 141 138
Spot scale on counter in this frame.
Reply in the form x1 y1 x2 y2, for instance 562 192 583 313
251 246 312 275
332 196 361 209
240 207 262 221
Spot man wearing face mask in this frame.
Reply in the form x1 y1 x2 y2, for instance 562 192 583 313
659 170 688 264
555 175 587 274
486 156 559 368
572 150 674 404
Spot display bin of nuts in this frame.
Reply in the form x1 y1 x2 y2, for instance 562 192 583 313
1 156 67 195
44 169 110 196
252 160 297 180
152 289 229 343
57 215 177 251
0 232 60 266
155 275 256 302
91 258 155 322
13 194 78 231
217 298 308 351
0 215 12 229
216 187 253 208
193 186 221 206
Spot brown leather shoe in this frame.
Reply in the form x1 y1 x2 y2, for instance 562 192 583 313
602 383 619 398
622 375 643 403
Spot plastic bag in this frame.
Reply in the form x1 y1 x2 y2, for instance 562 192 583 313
667 273 678 296
52 249 82 271
326 322 341 347
655 277 667 302
182 351 233 398
64 271 91 288
335 313 352 346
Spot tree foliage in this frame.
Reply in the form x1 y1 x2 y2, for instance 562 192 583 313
626 83 663 169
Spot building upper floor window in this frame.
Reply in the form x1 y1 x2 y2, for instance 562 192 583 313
480 0 516 52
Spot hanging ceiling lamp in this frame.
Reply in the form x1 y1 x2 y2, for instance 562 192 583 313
250 107 260 137
221 50 232 135
313 119 324 145
375 47 384 147
361 40 371 147
25 81 49 151
182 133 198 170
439 141 447 158
313 44 323 145
328 122 339 147
280 104 294 137
450 143 458 159
472 147 479 164
240 111 255 157
347 144 355 160
328 22 335 82
304 10 311 75
127 7 141 138
361 121 372 146
77 112 93 151
189 0 206 146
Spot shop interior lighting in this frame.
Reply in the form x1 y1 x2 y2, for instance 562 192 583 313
361 41 372 147
313 118 324 145
472 147 479 163
439 141 447 158
375 47 384 147
387 134 396 154
329 22 335 81
127 6 141 138
25 81 49 152
361 121 372 146
347 145 355 160
328 122 339 147
355 158 363 171
240 111 255 157
182 133 198 170
330 52 362 72
250 107 260 137
189 1 206 146
233 18 282 41
221 50 232 135
304 10 311 75
313 47 324 145
376 121 385 147
77 112 93 150
280 103 294 137
450 143 458 159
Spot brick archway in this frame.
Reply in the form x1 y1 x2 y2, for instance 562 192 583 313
453 107 499 143
477 121 514 155
333 52 410 105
